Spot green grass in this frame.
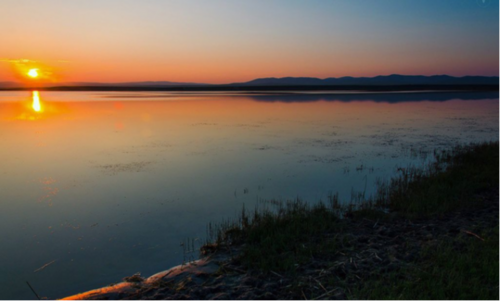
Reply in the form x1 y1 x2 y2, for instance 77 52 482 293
205 199 344 273
352 226 499 300
375 141 499 218
240 201 344 273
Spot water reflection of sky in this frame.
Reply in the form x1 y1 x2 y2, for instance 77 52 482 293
0 91 498 299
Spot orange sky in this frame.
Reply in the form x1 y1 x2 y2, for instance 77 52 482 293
0 1 498 84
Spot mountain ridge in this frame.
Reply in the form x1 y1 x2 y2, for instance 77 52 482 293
231 74 499 86
0 74 497 89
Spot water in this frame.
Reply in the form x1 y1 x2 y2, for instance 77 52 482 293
0 91 497 299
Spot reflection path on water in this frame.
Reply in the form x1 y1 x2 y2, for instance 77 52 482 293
32 91 42 112
0 91 497 299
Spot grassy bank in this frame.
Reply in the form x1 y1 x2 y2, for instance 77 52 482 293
353 225 499 300
202 141 499 299
375 142 499 217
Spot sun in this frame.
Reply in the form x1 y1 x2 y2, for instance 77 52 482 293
27 68 39 78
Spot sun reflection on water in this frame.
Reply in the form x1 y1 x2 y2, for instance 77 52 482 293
15 90 45 120
32 91 42 112
9 90 66 121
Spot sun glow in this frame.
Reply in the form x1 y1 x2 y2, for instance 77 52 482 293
27 68 39 78
32 91 42 112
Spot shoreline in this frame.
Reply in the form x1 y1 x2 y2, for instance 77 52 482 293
61 255 229 300
60 187 498 300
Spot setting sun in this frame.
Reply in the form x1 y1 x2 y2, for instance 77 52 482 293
27 68 39 78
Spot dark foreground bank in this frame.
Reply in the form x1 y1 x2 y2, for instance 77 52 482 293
62 142 499 300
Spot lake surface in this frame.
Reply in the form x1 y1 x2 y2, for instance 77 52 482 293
0 91 497 299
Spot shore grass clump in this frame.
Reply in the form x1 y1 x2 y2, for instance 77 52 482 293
353 225 499 300
205 198 344 273
375 141 499 218
240 200 343 273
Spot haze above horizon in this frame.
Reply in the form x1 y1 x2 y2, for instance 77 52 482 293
0 0 498 84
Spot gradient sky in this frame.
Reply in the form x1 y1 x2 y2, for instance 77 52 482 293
0 0 498 84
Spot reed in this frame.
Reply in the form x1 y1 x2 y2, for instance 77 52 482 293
374 141 499 217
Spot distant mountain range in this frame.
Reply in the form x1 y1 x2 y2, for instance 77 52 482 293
230 75 499 86
0 81 19 88
0 75 498 89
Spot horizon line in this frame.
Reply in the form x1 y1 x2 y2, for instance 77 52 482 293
1 73 499 86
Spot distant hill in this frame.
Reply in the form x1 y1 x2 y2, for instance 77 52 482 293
231 75 499 86
0 81 20 88
0 75 497 91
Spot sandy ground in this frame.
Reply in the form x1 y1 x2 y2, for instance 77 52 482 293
61 255 225 300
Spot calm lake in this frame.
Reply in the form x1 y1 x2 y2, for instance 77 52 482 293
0 91 498 299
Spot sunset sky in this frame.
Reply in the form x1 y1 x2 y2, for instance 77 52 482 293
0 0 498 84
